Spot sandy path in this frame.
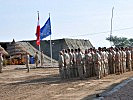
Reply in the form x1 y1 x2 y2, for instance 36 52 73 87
0 65 133 100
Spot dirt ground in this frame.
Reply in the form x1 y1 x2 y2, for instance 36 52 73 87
0 64 133 100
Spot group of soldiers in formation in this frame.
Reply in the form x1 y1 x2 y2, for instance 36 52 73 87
58 47 133 79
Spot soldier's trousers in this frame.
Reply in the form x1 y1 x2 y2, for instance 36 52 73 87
72 64 78 78
94 63 101 79
104 62 109 76
126 60 132 71
115 62 120 74
77 65 84 79
123 61 126 73
85 64 91 78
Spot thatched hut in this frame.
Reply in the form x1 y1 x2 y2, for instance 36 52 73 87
6 40 33 65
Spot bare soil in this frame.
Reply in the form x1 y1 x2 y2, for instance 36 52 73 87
0 64 133 100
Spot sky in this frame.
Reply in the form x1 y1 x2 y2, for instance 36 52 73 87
0 0 133 48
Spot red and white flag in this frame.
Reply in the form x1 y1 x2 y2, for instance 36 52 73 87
36 12 40 46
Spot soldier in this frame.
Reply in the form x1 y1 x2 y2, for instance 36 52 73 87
110 47 116 74
41 51 44 66
67 49 73 78
63 49 70 79
25 52 30 72
98 47 104 77
87 49 93 77
115 48 120 75
119 48 123 74
93 49 101 79
90 48 95 77
35 52 39 68
74 49 79 77
0 53 3 73
121 47 126 73
58 51 65 79
71 49 77 77
126 47 132 71
108 48 113 74
105 48 109 76
76 48 84 79
84 49 89 78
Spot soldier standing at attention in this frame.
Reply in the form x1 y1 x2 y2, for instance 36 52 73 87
26 52 30 72
122 47 127 73
71 49 76 78
76 48 84 79
104 48 109 76
108 48 113 74
110 47 116 74
119 48 123 74
115 48 120 75
74 49 79 77
126 47 132 71
0 53 3 73
64 49 70 79
98 47 104 77
84 49 89 78
88 49 93 77
93 49 101 79
35 52 39 68
58 51 65 79
41 51 44 66
67 49 73 78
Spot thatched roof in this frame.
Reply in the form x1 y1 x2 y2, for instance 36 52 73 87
7 42 27 56
0 45 8 55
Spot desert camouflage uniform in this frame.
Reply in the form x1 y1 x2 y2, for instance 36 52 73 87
119 50 123 74
68 52 73 78
58 52 65 79
71 52 78 77
93 51 101 79
98 51 104 77
76 51 84 79
115 51 120 74
111 50 116 74
104 51 109 76
108 51 113 74
122 50 126 73
126 50 132 71
64 52 70 78
84 52 89 78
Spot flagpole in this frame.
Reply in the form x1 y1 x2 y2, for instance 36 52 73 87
37 11 41 66
49 13 53 67
110 7 114 47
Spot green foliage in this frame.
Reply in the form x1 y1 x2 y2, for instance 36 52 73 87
106 36 133 47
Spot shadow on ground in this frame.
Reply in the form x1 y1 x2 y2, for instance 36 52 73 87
6 73 96 87
80 79 128 100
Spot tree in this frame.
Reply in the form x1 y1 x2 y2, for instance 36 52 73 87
106 36 132 47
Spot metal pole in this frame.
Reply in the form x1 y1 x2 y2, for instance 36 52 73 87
37 11 41 66
50 35 53 67
110 7 114 47
49 13 53 67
